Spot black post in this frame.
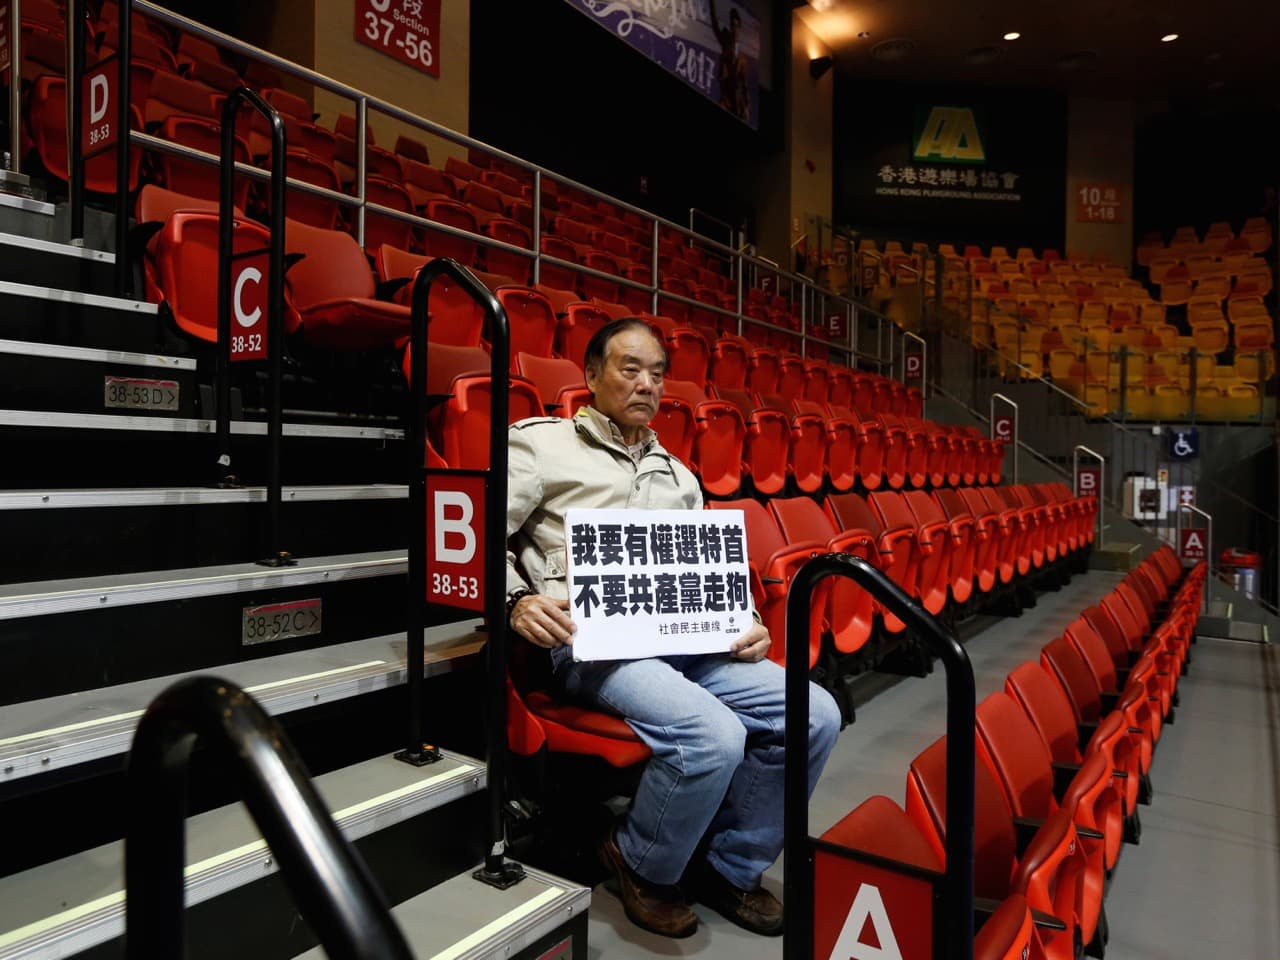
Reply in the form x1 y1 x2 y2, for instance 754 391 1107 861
124 676 412 960
68 0 84 242
215 88 293 569
114 0 132 296
783 554 975 960
399 258 522 888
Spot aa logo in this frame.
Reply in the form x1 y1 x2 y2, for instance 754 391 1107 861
913 106 986 164
828 883 903 960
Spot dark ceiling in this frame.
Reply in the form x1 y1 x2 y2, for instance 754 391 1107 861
795 0 1280 103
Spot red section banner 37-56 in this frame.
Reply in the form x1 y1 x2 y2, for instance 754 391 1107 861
354 0 440 78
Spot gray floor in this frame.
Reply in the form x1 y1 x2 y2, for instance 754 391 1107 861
582 571 1280 958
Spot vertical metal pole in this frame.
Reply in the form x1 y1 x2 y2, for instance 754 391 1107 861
530 170 541 286
650 219 660 315
114 0 133 296
735 242 744 336
7 0 20 173
261 104 290 566
354 97 367 250
799 281 808 358
215 96 238 487
68 0 84 244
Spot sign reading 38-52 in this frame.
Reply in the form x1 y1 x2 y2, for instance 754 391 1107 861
355 0 440 77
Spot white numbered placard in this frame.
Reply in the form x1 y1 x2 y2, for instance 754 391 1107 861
565 508 755 662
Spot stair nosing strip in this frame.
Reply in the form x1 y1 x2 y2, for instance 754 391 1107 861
0 752 486 960
0 551 407 621
0 408 405 440
0 484 409 511
0 232 115 262
0 279 156 314
0 338 195 370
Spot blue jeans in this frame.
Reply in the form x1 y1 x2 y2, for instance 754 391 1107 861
554 649 841 889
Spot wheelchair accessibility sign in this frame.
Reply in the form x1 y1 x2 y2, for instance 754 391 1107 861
1167 428 1199 461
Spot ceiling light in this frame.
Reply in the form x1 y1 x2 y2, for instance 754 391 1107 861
1003 32 1021 41
1161 33 1179 42
857 31 872 39
809 0 836 12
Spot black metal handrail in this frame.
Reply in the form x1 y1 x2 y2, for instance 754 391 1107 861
214 86 292 566
402 257 523 888
124 676 412 959
783 554 975 960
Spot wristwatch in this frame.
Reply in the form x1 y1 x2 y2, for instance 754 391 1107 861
506 588 534 624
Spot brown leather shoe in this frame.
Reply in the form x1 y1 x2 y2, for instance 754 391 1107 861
597 830 698 938
687 859 784 936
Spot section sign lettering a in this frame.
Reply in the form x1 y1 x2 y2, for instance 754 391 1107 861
562 0 760 129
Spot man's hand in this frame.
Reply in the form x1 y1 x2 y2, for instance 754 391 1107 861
729 622 771 663
510 594 577 649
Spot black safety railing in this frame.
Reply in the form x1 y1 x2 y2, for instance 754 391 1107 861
783 554 975 960
400 257 523 889
124 676 412 959
214 87 292 566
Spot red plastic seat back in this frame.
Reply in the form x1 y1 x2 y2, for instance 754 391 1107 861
283 150 343 229
1004 660 1084 765
423 199 480 265
497 286 557 366
1064 619 1118 692
905 735 1018 901
515 353 587 416
976 692 1056 819
159 116 251 207
557 303 610 368
428 344 544 470
1040 636 1102 722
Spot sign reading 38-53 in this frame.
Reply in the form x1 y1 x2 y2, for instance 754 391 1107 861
355 0 440 77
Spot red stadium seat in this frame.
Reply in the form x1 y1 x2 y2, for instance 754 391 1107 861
776 352 807 402
905 489 975 605
878 414 910 490
652 320 710 386
762 395 826 495
976 691 1118 902
825 492 919 634
768 496 876 660
424 343 544 470
705 499 825 667
362 176 415 257
151 211 300 345
284 219 410 349
373 244 484 345
144 69 217 126
851 411 887 490
28 76 144 194
870 491 949 616
556 303 610 368
660 380 746 498
283 150 343 229
483 218 533 285
496 287 557 367
422 199 480 267
945 488 998 594
1005 660 1141 819
718 390 789 498
747 346 780 396
515 353 590 417
156 116 251 207
902 417 930 488
538 235 581 291
979 487 1031 580
907 735 1090 960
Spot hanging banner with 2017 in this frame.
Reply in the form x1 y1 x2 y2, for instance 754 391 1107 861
563 0 760 129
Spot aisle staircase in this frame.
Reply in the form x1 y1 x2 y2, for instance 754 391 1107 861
0 210 587 958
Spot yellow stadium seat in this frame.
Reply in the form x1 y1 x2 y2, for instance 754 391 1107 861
1188 300 1226 326
1234 350 1275 383
1085 350 1111 381
1138 302 1167 326
1234 319 1274 351
1193 274 1231 301
1160 279 1192 306
1227 295 1268 323
1148 257 1179 284
1152 384 1188 421
1048 348 1079 382
1082 324 1111 352
1184 253 1217 280
1192 322 1230 354
990 245 1010 261
1057 322 1086 353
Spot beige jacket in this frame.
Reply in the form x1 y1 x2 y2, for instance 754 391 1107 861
506 406 703 601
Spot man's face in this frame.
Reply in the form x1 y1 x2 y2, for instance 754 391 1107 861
585 328 666 432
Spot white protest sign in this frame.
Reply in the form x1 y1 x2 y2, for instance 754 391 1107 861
565 507 755 661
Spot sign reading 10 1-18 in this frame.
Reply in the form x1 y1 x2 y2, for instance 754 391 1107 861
355 0 440 78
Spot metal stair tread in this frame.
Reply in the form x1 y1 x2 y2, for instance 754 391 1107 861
0 231 114 263
0 548 408 620
0 483 409 511
292 864 589 960
0 749 487 960
0 408 405 439
0 621 483 783
0 338 194 370
0 279 156 314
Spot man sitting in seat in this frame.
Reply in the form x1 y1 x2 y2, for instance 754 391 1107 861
505 317 841 939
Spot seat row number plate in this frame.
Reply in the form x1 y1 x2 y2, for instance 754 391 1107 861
242 598 322 646
104 376 179 411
